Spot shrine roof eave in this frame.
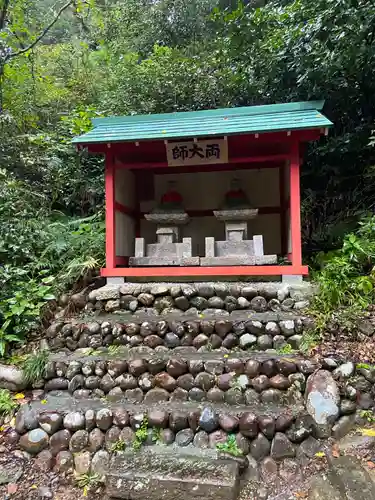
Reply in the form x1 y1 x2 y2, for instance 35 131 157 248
72 100 333 145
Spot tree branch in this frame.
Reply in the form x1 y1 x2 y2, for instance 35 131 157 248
0 0 10 31
5 0 74 61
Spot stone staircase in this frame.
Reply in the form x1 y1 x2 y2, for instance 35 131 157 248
5 281 374 499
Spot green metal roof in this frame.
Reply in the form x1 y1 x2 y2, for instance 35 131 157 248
72 101 332 144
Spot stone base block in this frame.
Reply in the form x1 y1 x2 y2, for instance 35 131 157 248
200 255 277 266
147 241 191 258
106 448 240 500
129 256 200 266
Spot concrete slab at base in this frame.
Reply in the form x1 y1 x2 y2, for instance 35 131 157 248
282 274 303 284
106 447 240 500
106 277 125 285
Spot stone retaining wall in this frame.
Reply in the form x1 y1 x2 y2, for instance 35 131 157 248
46 315 312 352
86 282 313 315
9 357 375 476
4 358 375 480
42 352 315 404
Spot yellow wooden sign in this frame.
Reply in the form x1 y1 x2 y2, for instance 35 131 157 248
166 139 228 166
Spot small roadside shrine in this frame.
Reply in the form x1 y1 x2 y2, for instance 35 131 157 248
73 101 332 283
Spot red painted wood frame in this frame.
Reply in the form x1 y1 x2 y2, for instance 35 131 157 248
102 139 308 278
105 153 116 269
289 142 303 268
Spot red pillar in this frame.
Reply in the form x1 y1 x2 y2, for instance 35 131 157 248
289 142 302 267
105 153 116 269
279 164 287 257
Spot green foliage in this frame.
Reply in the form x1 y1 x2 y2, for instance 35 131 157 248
0 275 55 356
76 472 102 494
133 414 149 450
152 427 162 444
356 363 373 370
299 330 321 354
0 167 104 355
360 410 375 424
111 438 126 453
310 214 375 334
276 344 294 355
108 345 121 356
216 434 242 457
0 389 17 417
22 350 49 385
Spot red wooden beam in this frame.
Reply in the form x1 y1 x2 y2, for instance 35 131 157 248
116 256 129 266
139 207 281 218
84 129 323 155
101 265 309 277
146 162 284 175
279 164 287 256
115 153 290 171
289 143 303 267
105 153 116 269
114 201 136 218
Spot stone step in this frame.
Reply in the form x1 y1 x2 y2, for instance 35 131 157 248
105 445 240 500
47 310 310 353
84 281 313 319
75 309 306 324
43 349 313 405
15 392 307 477
27 392 304 420
49 345 308 363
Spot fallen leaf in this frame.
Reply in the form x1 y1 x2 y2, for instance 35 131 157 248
7 483 18 495
332 444 340 458
13 393 25 400
294 492 308 498
315 451 325 458
358 428 375 436
30 485 38 489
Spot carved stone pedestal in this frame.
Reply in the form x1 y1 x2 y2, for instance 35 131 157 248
129 212 199 267
200 208 277 266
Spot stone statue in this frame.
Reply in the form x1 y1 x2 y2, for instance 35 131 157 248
223 178 251 209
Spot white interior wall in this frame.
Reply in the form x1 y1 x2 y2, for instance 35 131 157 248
115 169 135 257
139 168 282 256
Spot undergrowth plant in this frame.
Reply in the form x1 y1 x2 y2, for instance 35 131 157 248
111 438 127 453
0 175 105 356
76 472 102 496
360 410 375 423
22 350 49 385
216 434 242 457
276 344 294 355
299 331 321 354
133 414 149 450
0 389 17 417
152 427 162 444
310 215 375 336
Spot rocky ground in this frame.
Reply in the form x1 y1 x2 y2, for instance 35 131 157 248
1 425 375 500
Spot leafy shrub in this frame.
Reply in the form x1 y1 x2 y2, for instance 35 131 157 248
22 350 49 385
216 434 242 457
0 389 17 417
0 173 105 356
312 215 375 316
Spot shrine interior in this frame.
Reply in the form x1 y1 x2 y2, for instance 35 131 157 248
114 163 289 264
